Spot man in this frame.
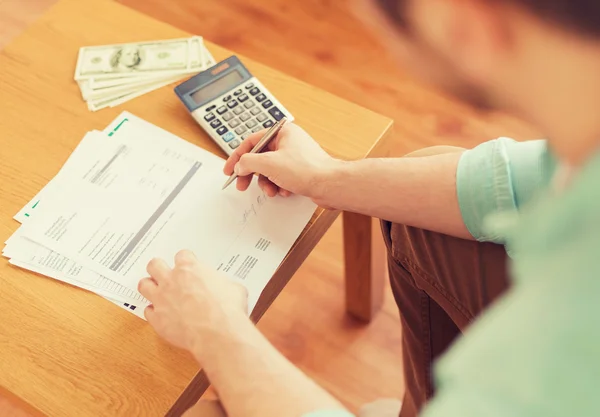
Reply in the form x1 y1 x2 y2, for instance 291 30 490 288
137 0 600 416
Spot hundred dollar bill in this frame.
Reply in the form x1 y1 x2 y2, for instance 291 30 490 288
75 37 203 80
87 75 184 112
84 39 217 89
78 74 179 101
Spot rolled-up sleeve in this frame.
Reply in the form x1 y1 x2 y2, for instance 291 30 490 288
456 138 551 243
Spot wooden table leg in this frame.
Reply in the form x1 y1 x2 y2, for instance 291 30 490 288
343 212 387 322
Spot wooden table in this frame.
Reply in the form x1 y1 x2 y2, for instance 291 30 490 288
0 0 393 415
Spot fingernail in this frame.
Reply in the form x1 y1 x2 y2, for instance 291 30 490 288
234 164 240 175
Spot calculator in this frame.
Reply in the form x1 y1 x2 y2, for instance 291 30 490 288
174 56 294 156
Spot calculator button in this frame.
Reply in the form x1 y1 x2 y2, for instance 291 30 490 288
204 112 216 122
268 107 285 121
250 106 261 115
223 95 232 102
251 126 263 133
222 131 236 142
263 120 274 128
241 132 251 140
233 106 245 115
246 119 258 128
249 87 260 96
233 89 243 96
245 82 254 90
255 93 266 102
239 112 251 122
262 100 273 109
227 100 238 109
206 105 216 112
244 101 255 109
222 112 234 122
216 126 229 135
256 113 268 122
210 119 222 128
238 94 248 103
235 125 248 135
228 119 241 128
229 139 241 149
217 106 227 115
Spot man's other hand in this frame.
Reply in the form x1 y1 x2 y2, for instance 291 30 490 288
138 250 248 353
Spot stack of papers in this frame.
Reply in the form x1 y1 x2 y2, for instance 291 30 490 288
75 37 216 111
3 112 317 319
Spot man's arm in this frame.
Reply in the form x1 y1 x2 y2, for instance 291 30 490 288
229 126 551 243
315 153 471 239
190 311 352 417
139 252 354 417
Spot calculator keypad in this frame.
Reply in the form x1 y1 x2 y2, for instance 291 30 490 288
200 80 289 153
256 113 268 123
269 107 285 121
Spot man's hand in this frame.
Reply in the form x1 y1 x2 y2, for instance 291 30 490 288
223 123 338 202
138 250 248 353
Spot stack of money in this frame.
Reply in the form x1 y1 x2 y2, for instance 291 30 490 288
74 37 216 111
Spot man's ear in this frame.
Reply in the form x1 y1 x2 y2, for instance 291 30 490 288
413 0 513 83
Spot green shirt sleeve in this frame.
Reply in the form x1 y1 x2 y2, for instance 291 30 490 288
456 138 553 243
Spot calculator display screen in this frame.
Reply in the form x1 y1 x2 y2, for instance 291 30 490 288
191 70 244 104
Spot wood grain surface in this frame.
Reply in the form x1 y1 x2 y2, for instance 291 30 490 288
0 0 394 415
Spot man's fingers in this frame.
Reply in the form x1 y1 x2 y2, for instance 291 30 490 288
236 174 253 191
223 130 267 175
147 258 171 283
138 277 158 301
175 249 197 267
258 175 278 197
144 304 156 324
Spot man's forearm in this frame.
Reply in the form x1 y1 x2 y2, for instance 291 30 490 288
315 152 473 240
192 312 349 417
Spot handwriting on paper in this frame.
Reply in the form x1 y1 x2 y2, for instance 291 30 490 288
241 191 268 225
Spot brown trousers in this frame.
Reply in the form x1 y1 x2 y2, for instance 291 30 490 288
381 221 509 417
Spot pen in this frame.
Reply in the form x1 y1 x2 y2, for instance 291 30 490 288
222 117 288 190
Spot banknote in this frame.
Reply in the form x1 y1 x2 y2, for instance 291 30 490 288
76 36 218 111
79 75 179 101
74 37 204 80
86 76 184 112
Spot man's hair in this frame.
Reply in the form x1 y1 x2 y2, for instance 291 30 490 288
376 0 600 37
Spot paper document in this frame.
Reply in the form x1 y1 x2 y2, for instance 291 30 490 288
5 112 316 318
